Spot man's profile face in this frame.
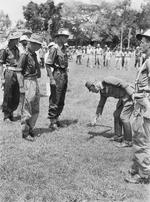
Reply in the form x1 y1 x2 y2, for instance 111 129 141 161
140 37 150 53
88 85 99 93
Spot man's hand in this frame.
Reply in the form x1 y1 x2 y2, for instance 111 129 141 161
90 114 100 126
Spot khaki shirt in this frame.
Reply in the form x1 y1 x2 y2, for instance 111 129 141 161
45 44 68 69
0 46 19 67
96 76 134 115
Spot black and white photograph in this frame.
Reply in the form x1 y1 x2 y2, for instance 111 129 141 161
0 0 150 201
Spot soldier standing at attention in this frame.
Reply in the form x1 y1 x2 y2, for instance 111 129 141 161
45 28 70 130
17 35 41 141
0 33 20 122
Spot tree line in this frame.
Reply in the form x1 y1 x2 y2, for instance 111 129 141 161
2 0 150 48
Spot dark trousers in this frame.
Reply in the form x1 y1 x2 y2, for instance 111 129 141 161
48 69 68 120
135 57 140 68
76 55 82 64
113 98 134 141
2 69 20 119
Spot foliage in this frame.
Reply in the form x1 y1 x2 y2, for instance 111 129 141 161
22 0 150 47
0 10 11 32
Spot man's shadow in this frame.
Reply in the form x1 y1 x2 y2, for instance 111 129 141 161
35 119 78 136
86 124 114 141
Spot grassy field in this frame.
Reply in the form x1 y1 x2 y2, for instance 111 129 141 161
0 57 150 202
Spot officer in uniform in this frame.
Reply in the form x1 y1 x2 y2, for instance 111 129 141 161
125 29 150 184
17 35 41 141
85 76 134 147
45 28 69 130
0 33 20 121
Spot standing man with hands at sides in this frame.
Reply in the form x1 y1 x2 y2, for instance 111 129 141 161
17 35 42 141
85 76 134 147
45 28 70 130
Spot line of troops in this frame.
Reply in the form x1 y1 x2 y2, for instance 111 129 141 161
72 44 145 70
0 27 150 184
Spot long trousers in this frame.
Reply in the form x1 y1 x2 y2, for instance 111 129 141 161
76 55 82 64
2 69 20 119
113 98 134 141
131 97 150 178
48 69 68 120
21 78 40 135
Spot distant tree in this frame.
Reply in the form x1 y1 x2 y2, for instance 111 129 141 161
0 10 11 31
23 0 63 36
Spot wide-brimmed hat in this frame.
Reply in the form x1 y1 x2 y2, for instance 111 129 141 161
8 33 20 41
19 35 28 42
28 34 42 45
22 29 32 35
55 28 70 37
136 29 150 40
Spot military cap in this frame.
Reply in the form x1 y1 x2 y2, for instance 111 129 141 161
22 29 32 35
85 81 94 89
136 29 150 40
19 35 28 42
28 34 42 45
8 33 20 41
55 28 70 37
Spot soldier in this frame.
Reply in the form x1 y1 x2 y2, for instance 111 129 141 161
134 46 141 68
85 76 134 147
0 33 20 122
45 28 70 130
17 35 41 141
95 44 103 68
125 29 150 183
14 35 29 118
18 35 28 54
86 44 93 68
76 46 82 65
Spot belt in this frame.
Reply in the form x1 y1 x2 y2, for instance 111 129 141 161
6 66 22 72
55 68 67 72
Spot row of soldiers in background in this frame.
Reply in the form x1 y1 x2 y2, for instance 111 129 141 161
70 45 145 70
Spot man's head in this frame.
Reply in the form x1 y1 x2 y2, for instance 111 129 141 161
22 30 32 39
27 35 42 52
136 29 150 53
85 81 100 93
19 35 28 46
8 33 20 47
55 28 70 45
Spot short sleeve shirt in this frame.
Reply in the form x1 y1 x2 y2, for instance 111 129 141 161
45 45 68 69
0 46 20 66
138 58 150 88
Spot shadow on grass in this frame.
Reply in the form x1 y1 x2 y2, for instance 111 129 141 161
87 129 114 141
58 119 78 127
34 119 78 136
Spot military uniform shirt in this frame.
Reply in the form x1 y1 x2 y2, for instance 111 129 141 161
17 49 41 78
45 45 68 69
0 46 19 67
96 76 134 115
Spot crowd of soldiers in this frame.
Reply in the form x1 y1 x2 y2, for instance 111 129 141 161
67 44 145 70
0 27 150 185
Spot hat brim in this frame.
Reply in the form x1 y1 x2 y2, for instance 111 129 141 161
9 37 19 41
55 34 69 38
29 39 42 45
136 33 150 40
